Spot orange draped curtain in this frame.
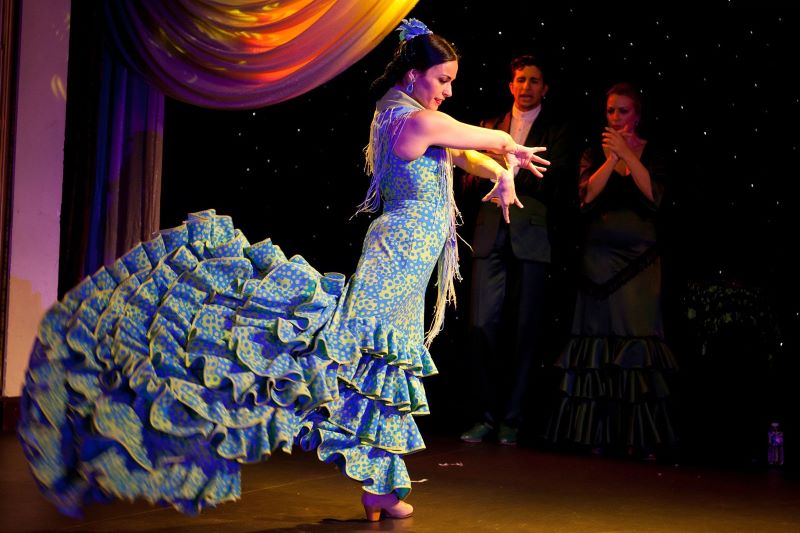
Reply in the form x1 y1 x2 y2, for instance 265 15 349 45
106 0 420 109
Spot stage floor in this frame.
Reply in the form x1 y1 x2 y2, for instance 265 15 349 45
2 430 799 532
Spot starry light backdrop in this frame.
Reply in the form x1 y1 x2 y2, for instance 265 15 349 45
162 2 798 464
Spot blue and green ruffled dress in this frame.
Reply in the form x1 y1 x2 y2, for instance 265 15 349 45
17 89 459 516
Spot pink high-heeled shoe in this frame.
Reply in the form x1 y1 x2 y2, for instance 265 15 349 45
361 492 414 521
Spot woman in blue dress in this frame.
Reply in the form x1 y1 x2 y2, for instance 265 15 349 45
17 19 549 522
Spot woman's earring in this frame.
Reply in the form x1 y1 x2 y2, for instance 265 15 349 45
405 80 415 94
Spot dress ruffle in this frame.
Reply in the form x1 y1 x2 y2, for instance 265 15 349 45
547 336 677 450
18 209 433 516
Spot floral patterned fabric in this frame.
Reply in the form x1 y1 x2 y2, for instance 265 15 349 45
18 109 451 516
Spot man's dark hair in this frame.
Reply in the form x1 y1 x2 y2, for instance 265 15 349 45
509 54 546 83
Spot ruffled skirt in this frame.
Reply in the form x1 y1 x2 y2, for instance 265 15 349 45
547 335 678 452
17 210 436 516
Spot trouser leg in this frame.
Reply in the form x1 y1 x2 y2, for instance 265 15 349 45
504 260 548 428
467 229 511 425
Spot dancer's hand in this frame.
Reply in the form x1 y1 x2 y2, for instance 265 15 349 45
482 170 524 224
508 145 550 178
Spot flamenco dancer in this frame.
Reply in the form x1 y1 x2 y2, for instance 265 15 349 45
17 19 549 522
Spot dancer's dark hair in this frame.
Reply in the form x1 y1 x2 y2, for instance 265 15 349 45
371 33 459 97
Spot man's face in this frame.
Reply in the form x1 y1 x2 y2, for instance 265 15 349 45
509 65 548 112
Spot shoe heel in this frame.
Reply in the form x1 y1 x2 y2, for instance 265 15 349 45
362 491 412 521
363 504 381 522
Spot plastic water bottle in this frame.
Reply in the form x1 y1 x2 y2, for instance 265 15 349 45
767 422 784 466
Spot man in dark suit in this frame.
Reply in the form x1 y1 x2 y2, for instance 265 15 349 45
460 54 577 445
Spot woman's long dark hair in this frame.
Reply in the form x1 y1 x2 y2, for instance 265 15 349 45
370 33 459 98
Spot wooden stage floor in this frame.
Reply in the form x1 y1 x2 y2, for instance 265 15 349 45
2 429 800 532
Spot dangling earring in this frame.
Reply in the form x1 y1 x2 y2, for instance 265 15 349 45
405 79 415 94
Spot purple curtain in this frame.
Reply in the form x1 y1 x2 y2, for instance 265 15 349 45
59 3 164 291
77 50 164 280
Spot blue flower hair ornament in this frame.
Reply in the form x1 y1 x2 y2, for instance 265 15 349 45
397 18 432 42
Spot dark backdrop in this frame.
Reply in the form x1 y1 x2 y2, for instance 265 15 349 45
162 2 799 469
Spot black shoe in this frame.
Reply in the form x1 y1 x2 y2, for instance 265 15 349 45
498 424 518 446
460 422 494 443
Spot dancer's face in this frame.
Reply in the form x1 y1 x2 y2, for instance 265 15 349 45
408 60 458 110
606 94 639 132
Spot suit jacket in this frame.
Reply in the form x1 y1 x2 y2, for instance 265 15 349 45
469 105 576 262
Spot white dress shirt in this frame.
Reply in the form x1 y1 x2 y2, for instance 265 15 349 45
509 105 541 175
